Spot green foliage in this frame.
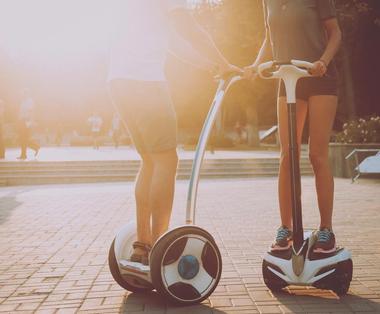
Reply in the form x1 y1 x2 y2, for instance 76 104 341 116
193 0 277 127
194 0 265 66
335 116 380 143
335 0 379 52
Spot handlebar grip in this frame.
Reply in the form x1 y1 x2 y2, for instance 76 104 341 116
291 59 314 70
216 70 243 81
258 61 275 79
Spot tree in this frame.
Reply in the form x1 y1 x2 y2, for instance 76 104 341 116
194 0 274 146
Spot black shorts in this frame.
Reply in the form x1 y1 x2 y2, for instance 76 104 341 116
109 79 177 154
279 75 338 101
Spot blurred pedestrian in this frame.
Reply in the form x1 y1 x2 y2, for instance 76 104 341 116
17 89 40 160
55 122 63 146
87 112 103 149
111 113 121 148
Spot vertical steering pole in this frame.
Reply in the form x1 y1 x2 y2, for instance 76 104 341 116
186 76 241 225
287 102 304 252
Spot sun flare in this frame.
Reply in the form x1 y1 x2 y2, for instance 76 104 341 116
0 0 118 67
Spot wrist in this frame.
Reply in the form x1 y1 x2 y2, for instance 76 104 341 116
319 58 329 68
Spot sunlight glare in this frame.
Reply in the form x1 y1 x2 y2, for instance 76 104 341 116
0 0 117 66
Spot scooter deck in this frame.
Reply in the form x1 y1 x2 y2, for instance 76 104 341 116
119 259 150 275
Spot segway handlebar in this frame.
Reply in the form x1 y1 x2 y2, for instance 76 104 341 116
258 60 314 79
258 60 313 104
214 70 243 82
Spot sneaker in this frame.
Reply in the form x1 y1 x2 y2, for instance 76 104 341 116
313 228 336 253
130 241 151 266
271 226 292 251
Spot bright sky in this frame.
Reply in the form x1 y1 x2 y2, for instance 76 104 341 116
0 0 116 67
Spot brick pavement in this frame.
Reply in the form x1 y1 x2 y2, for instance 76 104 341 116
0 178 379 313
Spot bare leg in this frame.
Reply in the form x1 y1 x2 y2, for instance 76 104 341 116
277 97 308 228
134 155 154 256
150 149 178 244
308 95 337 230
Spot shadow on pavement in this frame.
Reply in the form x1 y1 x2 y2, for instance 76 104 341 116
0 196 21 225
273 288 380 312
120 291 227 314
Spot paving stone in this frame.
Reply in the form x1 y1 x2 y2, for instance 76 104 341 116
0 178 379 314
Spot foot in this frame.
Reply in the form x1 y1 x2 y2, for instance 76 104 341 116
313 228 336 253
271 226 292 251
130 241 151 265
17 156 27 161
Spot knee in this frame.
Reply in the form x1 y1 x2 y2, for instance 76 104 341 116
279 151 290 168
166 151 179 170
309 152 329 171
141 155 154 171
153 149 178 171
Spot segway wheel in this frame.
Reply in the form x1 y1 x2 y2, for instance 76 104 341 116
331 259 353 296
150 226 222 305
108 239 153 293
262 260 288 292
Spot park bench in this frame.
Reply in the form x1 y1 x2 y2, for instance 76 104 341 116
259 125 278 144
345 149 380 182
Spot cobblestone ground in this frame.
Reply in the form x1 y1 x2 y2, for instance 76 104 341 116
0 178 379 314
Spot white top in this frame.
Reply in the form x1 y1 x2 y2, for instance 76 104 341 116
88 116 103 132
108 0 187 82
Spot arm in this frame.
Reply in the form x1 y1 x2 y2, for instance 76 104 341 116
168 8 239 74
310 18 342 76
244 29 272 79
244 1 273 79
168 28 215 71
311 18 342 76
321 18 342 66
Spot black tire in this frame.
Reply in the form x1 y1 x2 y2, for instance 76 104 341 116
108 239 153 293
150 226 222 306
262 260 288 292
313 259 353 296
331 259 353 296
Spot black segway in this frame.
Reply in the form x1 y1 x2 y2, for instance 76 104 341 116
108 74 242 305
258 60 353 295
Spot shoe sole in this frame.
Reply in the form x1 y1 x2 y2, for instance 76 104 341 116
313 246 337 254
271 241 292 251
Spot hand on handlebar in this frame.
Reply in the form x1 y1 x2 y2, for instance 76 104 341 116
309 60 327 77
243 65 258 81
214 63 243 80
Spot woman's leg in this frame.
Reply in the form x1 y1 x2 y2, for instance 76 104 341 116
277 97 308 228
150 148 178 244
135 154 154 248
308 95 337 229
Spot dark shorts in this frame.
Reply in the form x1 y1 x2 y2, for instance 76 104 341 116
109 79 177 154
279 75 338 101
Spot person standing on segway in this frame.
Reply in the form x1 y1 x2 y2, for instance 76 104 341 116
244 0 342 253
108 0 240 265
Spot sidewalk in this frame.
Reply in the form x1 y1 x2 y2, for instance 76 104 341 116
0 177 379 313
1 146 285 162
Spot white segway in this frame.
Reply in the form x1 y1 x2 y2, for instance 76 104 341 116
108 74 242 305
258 60 353 295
